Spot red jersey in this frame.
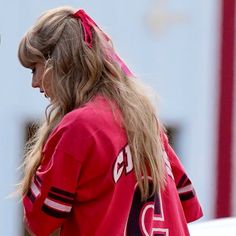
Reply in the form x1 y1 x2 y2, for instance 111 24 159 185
23 96 203 236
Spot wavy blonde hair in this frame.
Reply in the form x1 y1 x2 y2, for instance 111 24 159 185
18 6 165 200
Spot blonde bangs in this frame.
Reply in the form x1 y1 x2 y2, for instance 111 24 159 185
18 31 44 68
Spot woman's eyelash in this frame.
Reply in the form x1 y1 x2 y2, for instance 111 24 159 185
31 68 36 74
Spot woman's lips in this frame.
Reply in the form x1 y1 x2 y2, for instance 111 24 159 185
39 90 48 98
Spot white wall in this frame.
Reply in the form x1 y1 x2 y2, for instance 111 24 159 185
0 0 220 235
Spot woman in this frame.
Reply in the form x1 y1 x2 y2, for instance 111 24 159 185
18 6 203 236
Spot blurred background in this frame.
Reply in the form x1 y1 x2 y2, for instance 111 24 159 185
0 0 235 235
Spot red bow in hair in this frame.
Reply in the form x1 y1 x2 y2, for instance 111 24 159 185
73 9 109 48
72 9 133 77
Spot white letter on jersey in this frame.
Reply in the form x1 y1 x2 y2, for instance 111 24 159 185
113 145 133 183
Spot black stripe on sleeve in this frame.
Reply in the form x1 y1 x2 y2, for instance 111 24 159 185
183 179 191 187
35 175 42 185
34 178 41 189
27 189 36 203
179 191 195 201
42 205 71 218
50 187 75 199
48 192 74 204
177 174 188 188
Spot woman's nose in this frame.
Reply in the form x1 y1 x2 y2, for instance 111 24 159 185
32 78 40 88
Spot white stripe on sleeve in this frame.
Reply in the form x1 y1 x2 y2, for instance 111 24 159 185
178 184 194 194
44 198 72 212
31 182 40 197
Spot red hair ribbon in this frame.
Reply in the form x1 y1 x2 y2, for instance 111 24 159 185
73 9 109 48
73 9 133 77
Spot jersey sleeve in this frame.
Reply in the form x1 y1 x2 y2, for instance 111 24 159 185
162 132 203 223
23 123 87 236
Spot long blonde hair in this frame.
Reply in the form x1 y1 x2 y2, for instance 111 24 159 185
18 6 165 200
